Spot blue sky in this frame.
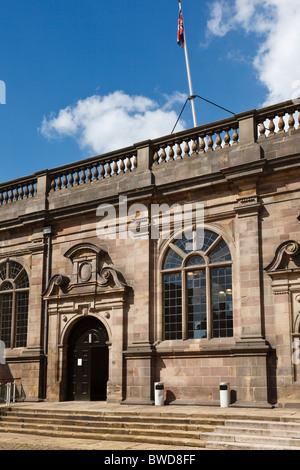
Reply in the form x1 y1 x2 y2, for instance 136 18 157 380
0 0 299 183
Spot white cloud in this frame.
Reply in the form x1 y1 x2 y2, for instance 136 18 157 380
40 90 186 155
206 0 300 106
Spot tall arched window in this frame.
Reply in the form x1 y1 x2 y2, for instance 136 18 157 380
162 229 233 340
0 260 29 348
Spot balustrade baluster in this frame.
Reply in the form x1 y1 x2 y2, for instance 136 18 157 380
215 132 222 150
68 172 74 187
259 122 266 138
86 167 92 182
4 191 8 203
14 188 19 201
288 112 295 130
207 133 213 151
9 189 13 202
106 162 112 177
168 144 174 161
29 183 34 197
0 192 3 205
99 164 105 178
268 117 275 136
278 114 285 133
112 160 118 176
80 169 86 184
191 138 198 156
50 178 56 191
19 186 24 199
153 149 159 165
93 164 99 180
160 147 167 163
57 176 62 190
62 174 68 188
232 127 239 144
199 135 206 154
224 130 230 147
74 170 80 185
119 158 125 173
183 141 190 158
175 142 182 160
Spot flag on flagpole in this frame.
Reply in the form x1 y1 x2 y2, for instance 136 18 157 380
177 4 184 48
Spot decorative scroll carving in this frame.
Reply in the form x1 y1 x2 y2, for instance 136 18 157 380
98 267 128 289
43 243 130 299
265 240 300 273
43 274 70 297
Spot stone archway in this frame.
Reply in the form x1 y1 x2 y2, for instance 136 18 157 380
67 316 109 401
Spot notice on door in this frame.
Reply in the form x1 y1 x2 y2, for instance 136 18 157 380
77 358 82 366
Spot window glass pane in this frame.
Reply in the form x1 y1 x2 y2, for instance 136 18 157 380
187 270 207 339
173 232 194 254
16 292 28 347
0 281 13 291
186 255 205 267
16 272 29 289
197 230 219 253
10 262 23 280
0 264 6 281
210 239 231 263
163 248 183 270
164 273 182 340
0 293 12 348
211 267 233 338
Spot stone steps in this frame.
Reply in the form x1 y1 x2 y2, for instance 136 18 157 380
3 406 300 450
202 419 300 450
0 407 222 448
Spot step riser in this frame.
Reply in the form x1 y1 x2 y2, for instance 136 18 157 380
227 420 300 432
0 428 205 448
202 432 300 447
214 427 300 439
0 411 223 427
0 422 202 440
0 417 214 432
206 442 300 451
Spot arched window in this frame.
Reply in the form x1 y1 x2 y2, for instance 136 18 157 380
162 229 233 340
0 260 29 348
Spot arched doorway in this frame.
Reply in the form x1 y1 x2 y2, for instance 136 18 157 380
67 316 109 401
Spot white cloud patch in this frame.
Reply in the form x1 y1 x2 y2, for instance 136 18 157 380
206 0 300 106
40 91 187 155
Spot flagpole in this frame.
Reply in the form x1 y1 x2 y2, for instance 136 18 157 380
178 0 197 128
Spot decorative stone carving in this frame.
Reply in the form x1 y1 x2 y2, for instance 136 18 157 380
265 240 300 273
43 243 130 299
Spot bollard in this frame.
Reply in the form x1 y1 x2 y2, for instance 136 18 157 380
219 382 230 407
154 382 164 406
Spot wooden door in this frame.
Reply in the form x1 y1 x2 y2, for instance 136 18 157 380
67 317 109 401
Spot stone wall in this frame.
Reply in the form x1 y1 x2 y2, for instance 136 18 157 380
1 98 300 406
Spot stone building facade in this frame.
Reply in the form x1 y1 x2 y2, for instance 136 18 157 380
1 98 300 407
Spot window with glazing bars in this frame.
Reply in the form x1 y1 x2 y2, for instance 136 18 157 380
0 260 29 348
162 229 233 340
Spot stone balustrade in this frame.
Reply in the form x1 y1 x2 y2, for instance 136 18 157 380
0 176 37 205
152 116 239 165
49 147 137 192
0 98 299 208
256 100 300 138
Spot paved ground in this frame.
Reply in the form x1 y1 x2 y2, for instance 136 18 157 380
1 401 300 451
0 432 204 451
